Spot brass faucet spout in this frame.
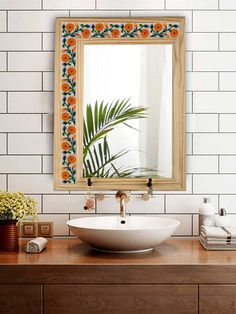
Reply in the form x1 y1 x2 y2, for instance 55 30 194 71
115 191 130 218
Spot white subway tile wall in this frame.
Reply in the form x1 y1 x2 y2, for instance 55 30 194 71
1 0 236 236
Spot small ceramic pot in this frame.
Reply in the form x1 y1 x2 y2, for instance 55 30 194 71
0 220 19 251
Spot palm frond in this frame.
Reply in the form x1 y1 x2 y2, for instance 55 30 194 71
83 98 147 157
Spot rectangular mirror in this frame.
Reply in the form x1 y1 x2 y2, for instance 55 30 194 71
54 18 185 191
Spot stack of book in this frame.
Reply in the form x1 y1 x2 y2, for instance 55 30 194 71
200 226 236 250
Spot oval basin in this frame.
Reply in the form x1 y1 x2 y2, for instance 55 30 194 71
67 216 180 253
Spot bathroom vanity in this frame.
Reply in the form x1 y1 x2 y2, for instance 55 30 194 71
1 238 236 314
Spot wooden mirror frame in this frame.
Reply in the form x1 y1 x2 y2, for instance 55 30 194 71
54 17 185 191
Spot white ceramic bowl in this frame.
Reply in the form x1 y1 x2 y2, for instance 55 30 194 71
67 216 180 253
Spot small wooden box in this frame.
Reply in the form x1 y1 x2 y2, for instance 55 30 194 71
37 222 53 237
21 222 37 238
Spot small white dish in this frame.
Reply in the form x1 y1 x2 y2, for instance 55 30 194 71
67 216 180 253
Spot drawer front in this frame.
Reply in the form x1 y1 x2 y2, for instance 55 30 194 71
0 284 41 314
200 285 236 314
45 284 198 314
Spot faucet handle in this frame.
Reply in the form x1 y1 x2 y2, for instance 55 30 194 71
115 191 130 203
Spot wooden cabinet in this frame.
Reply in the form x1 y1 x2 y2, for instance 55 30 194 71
44 284 198 314
200 285 236 314
0 285 41 314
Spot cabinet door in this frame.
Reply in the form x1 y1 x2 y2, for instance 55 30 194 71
200 285 236 314
0 285 41 314
45 284 198 314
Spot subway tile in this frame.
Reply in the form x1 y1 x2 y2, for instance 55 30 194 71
43 33 54 51
43 72 54 91
193 174 236 194
186 114 218 133
220 33 236 51
97 0 164 9
0 175 6 190
131 10 192 32
186 133 192 154
0 93 6 113
0 11 6 32
0 134 6 154
8 133 53 154
37 214 69 236
8 11 69 32
0 33 41 51
186 72 218 91
43 195 93 213
187 156 218 174
8 174 68 194
194 134 236 155
225 215 236 227
8 92 53 113
43 156 53 174
0 73 41 91
0 0 41 9
166 0 218 9
0 156 41 173
194 52 236 71
193 11 236 32
26 195 41 213
43 114 53 132
43 0 95 9
166 195 218 214
0 114 41 132
193 92 236 113
186 33 218 51
70 10 130 18
220 0 236 9
220 195 236 213
155 174 193 195
220 73 236 91
9 52 53 71
96 194 164 214
161 214 192 236
220 156 236 173
0 52 6 71
185 52 192 71
186 92 192 113
220 114 236 132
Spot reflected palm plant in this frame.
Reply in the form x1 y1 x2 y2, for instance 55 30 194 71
83 99 147 178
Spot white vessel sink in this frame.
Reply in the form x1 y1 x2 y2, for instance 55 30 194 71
67 216 180 253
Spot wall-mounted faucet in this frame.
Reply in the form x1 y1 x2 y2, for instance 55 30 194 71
115 191 130 218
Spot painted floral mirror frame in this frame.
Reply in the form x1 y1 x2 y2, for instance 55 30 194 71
54 17 185 191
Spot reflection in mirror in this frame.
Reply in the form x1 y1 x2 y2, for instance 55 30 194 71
83 43 172 179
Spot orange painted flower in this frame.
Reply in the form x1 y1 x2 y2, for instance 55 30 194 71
154 23 163 32
124 23 133 32
61 141 70 151
82 29 91 38
170 29 179 38
61 83 70 92
61 112 70 121
68 125 76 134
95 23 104 32
67 37 76 46
68 155 76 164
111 29 120 38
65 23 75 33
67 67 76 76
61 53 70 63
61 171 70 180
67 96 76 105
140 29 150 38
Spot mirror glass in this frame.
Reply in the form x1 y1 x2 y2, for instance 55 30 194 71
82 43 173 179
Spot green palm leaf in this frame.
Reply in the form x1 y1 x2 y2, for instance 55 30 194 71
83 99 148 178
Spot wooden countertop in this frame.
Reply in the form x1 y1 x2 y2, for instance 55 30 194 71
0 238 236 265
1 239 236 284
